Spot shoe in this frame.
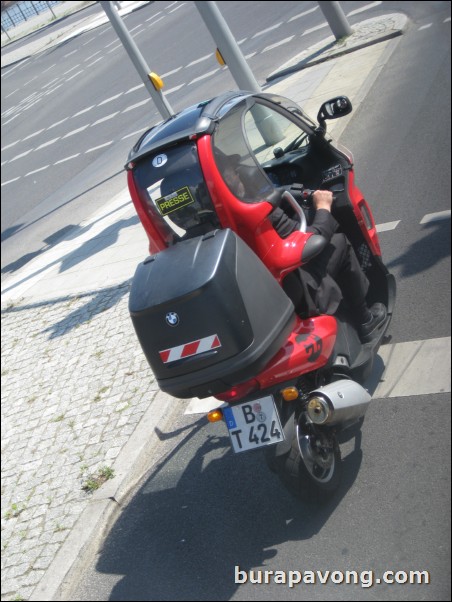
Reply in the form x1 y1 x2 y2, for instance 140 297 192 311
359 303 387 342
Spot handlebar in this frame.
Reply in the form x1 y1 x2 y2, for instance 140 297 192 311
302 188 337 204
282 191 307 233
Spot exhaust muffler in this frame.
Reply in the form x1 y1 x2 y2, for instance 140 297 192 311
305 379 371 426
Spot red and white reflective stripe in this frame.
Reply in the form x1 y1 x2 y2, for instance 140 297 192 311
159 334 221 364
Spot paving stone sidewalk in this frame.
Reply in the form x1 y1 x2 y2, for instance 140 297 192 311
1 283 161 601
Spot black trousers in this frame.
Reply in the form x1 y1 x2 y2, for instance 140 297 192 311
284 233 369 318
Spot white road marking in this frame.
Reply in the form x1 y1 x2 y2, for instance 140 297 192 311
148 15 165 26
23 129 45 141
2 114 20 126
42 64 56 73
302 22 328 36
35 137 60 150
146 11 162 22
252 22 282 39
84 51 101 62
63 125 90 138
189 69 219 84
1 140 20 151
41 77 59 89
25 165 50 177
245 52 257 59
97 93 123 106
72 105 95 118
122 99 149 112
91 112 119 126
5 88 19 98
420 210 451 224
9 149 34 162
161 66 183 77
1 177 21 186
54 153 80 165
288 6 318 22
418 23 433 31
262 36 295 53
121 128 146 140
346 2 382 17
374 337 451 398
88 57 104 67
165 83 185 94
129 25 144 33
64 50 78 57
47 117 69 130
66 70 84 82
376 220 400 232
125 84 144 94
82 37 95 46
169 2 185 13
186 54 212 67
444 17 451 23
63 65 81 75
85 141 114 153
23 75 38 85
107 45 121 54
44 83 64 95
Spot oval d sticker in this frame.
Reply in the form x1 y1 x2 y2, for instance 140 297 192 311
152 154 168 168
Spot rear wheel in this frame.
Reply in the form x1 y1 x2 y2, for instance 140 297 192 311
268 420 342 503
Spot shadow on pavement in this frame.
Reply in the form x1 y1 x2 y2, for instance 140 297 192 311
58 214 139 273
387 220 451 278
2 225 78 275
78 412 363 601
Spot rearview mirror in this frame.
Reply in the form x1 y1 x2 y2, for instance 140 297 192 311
317 96 352 132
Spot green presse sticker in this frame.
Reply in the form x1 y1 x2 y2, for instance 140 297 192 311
156 186 195 216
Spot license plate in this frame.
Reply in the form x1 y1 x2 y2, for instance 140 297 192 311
222 395 285 453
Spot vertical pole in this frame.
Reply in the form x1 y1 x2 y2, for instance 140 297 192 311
194 0 261 93
318 1 353 40
16 3 29 22
100 1 174 120
45 1 57 19
2 24 11 40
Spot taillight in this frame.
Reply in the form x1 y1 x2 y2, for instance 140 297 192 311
215 379 260 402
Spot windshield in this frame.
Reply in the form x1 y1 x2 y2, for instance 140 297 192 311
213 98 315 203
244 102 311 163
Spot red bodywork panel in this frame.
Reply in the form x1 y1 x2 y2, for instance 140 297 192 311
348 170 382 256
127 170 167 254
215 316 337 401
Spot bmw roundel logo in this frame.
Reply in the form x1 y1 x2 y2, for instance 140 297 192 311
166 312 180 327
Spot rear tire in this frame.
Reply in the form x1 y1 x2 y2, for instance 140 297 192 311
267 422 342 504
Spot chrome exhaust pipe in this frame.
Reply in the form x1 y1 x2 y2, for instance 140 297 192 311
305 380 371 426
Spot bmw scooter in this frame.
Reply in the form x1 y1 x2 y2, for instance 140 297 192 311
126 91 396 502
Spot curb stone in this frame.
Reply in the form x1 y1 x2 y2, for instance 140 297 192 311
267 14 408 82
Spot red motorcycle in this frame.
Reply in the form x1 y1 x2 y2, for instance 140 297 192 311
126 91 395 502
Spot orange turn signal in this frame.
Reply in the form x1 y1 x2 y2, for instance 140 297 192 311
207 409 223 423
281 387 299 401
